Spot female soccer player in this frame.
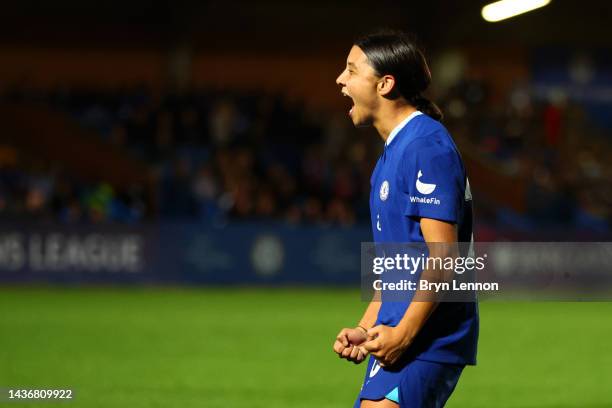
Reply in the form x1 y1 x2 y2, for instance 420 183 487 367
332 31 479 407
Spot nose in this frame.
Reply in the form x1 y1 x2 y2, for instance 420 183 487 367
336 70 346 87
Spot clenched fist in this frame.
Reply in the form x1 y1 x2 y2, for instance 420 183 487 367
333 327 369 364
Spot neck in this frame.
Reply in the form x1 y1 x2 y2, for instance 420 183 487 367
373 103 417 143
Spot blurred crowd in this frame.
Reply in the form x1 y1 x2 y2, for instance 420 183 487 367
1 86 377 225
1 81 611 231
0 147 146 224
441 78 612 231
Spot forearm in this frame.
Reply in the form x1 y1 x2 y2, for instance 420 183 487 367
396 248 453 339
396 217 457 341
358 300 381 329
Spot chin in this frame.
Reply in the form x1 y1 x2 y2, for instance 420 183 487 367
348 105 372 127
354 120 368 128
351 114 371 128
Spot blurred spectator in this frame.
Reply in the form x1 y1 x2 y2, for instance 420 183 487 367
2 80 610 232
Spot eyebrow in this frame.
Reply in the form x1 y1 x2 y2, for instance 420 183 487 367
347 62 357 70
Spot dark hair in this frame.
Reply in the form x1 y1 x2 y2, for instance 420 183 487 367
354 30 443 121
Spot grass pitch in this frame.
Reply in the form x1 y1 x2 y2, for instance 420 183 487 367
1 287 611 407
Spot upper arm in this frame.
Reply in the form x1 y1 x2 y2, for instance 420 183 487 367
420 218 457 243
399 136 465 224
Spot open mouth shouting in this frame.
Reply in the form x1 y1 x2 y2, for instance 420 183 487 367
342 89 354 117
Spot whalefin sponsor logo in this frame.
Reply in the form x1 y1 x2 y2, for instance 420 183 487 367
416 170 436 194
409 196 441 205
411 170 440 205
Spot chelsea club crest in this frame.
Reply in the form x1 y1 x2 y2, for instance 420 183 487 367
379 180 389 201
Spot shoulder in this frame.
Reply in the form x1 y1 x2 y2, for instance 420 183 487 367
397 118 463 171
403 137 459 165
408 113 448 137
397 115 453 151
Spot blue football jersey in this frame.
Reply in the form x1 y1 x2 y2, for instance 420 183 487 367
369 111 479 366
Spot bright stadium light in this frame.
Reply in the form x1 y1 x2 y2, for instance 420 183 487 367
481 0 551 22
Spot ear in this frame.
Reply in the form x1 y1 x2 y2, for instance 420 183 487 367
377 75 396 96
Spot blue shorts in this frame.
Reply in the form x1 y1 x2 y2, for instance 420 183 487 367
354 357 464 407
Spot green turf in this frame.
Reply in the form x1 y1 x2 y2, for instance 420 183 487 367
0 287 611 407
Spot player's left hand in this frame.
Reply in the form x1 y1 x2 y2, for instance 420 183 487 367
358 324 414 367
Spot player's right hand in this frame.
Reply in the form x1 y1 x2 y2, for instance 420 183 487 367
333 328 368 364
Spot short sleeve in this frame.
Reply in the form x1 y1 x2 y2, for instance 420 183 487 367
399 137 464 223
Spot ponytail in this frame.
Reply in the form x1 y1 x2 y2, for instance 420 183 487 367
409 94 443 121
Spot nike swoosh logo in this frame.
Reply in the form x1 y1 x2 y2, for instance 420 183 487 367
369 361 381 378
